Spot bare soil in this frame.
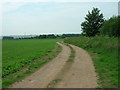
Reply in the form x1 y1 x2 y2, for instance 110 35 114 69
54 44 98 88
10 42 98 88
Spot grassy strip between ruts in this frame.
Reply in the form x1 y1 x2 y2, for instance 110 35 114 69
65 44 75 62
47 42 75 88
64 36 119 88
3 42 62 88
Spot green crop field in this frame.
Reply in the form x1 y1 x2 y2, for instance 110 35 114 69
64 37 119 88
2 39 62 87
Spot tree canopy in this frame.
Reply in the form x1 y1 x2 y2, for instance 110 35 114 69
81 8 104 37
99 16 120 37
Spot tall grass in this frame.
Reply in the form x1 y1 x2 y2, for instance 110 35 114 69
64 36 119 88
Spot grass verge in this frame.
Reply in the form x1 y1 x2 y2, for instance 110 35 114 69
64 36 119 88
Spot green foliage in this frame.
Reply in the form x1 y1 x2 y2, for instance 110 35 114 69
38 34 56 39
64 37 119 88
100 16 120 37
66 45 75 62
81 8 104 37
34 34 81 39
3 36 14 40
2 39 62 88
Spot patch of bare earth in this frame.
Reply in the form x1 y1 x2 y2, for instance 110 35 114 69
53 44 98 88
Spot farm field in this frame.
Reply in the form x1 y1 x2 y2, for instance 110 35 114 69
2 39 62 87
64 37 119 88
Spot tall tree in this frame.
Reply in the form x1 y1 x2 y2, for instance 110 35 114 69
81 8 104 37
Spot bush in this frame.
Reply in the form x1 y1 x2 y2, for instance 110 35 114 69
100 16 120 37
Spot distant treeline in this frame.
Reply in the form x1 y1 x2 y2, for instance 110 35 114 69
3 36 14 40
2 34 80 40
34 34 80 39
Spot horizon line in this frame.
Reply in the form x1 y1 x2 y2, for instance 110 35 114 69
1 32 82 36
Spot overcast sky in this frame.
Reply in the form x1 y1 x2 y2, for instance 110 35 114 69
1 0 119 35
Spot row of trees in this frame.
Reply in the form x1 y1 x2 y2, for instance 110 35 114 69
3 36 14 40
81 8 119 37
3 34 80 40
35 34 57 39
34 34 80 39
